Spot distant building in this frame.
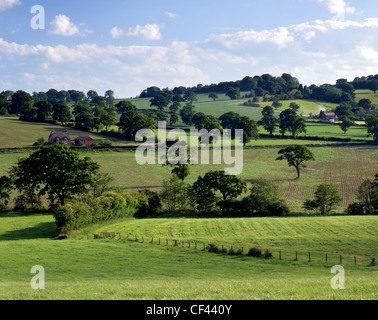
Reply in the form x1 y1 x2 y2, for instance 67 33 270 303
366 110 377 116
76 136 94 148
48 130 93 148
48 130 73 147
320 112 339 122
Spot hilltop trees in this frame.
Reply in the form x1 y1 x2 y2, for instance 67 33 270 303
366 115 378 142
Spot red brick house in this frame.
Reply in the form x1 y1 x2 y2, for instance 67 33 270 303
320 112 339 122
76 136 94 148
48 130 73 147
48 131 93 148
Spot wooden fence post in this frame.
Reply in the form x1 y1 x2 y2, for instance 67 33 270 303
340 255 342 264
308 252 311 262
279 251 282 260
295 252 298 261
354 256 356 265
326 254 328 263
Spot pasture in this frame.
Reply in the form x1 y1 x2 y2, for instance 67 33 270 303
0 212 376 300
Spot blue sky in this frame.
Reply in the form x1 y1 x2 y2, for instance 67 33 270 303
1 0 378 97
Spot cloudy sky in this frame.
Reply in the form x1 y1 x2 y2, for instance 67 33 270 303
1 0 378 97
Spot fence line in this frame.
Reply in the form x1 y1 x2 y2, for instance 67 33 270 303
93 232 376 266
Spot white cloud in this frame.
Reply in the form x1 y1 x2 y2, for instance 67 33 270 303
0 0 20 12
110 26 124 39
165 11 177 19
126 24 162 40
318 0 356 21
48 15 92 36
209 26 294 49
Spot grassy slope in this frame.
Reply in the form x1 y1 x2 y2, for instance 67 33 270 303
0 145 376 212
0 117 133 149
77 215 378 263
0 213 376 300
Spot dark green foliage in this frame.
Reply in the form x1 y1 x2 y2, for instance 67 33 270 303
10 144 100 207
54 192 138 233
248 247 262 258
241 178 290 217
135 189 162 218
0 175 12 211
366 115 378 142
303 184 342 215
264 249 273 259
276 145 315 179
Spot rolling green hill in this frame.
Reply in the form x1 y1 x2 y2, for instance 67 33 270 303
0 212 376 300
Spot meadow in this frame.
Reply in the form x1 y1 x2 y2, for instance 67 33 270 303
0 212 376 300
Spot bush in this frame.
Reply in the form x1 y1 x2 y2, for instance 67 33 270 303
345 202 366 215
207 244 219 253
248 247 263 258
54 191 138 233
0 200 7 212
135 189 162 218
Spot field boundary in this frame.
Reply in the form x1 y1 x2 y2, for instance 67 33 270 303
92 232 377 267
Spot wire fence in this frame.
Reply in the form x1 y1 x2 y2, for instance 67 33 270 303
92 232 377 267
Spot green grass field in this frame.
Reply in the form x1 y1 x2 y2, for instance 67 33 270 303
0 144 376 212
0 117 133 149
0 212 376 300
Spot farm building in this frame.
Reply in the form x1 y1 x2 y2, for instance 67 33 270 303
48 131 93 148
320 112 339 122
76 136 94 148
48 130 73 147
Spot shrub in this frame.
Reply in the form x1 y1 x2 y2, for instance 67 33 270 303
54 191 138 233
345 202 366 215
135 189 162 218
248 247 263 258
0 200 7 212
207 244 219 253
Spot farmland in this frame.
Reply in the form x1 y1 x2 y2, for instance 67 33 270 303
0 212 376 300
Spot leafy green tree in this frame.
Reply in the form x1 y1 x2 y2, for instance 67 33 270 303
202 170 247 202
0 175 12 210
10 144 100 207
241 178 290 216
115 101 137 114
358 99 373 111
335 102 353 118
208 92 218 101
118 111 156 139
276 145 315 179
87 90 99 101
303 184 342 215
279 109 296 137
171 164 191 181
225 87 241 100
369 80 378 93
183 91 197 103
35 101 53 122
289 102 300 112
169 101 180 126
219 112 240 130
366 115 378 142
53 101 72 125
189 176 217 215
237 116 259 146
160 175 190 212
339 115 354 134
180 102 196 126
290 117 307 138
68 90 85 103
258 106 279 136
105 90 115 106
150 93 171 111
272 99 282 110
11 90 33 115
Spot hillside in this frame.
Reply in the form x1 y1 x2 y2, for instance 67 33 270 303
0 117 134 149
0 212 376 300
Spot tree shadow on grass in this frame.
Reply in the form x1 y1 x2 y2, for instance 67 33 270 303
0 222 57 241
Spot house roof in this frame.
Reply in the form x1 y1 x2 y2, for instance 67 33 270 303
50 131 71 140
323 112 336 116
76 136 93 140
